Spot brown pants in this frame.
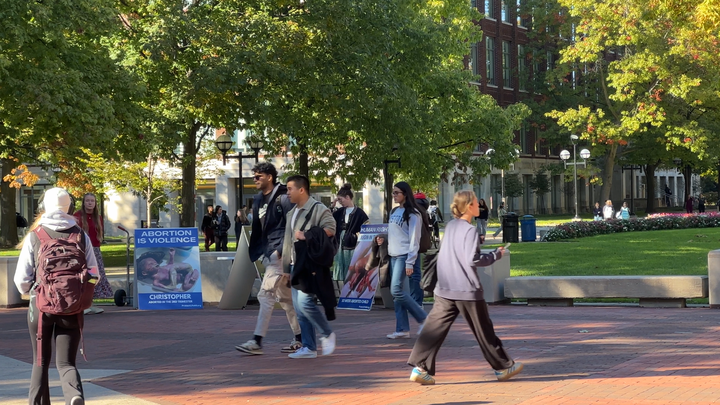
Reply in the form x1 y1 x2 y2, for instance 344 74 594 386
204 229 214 251
407 296 513 375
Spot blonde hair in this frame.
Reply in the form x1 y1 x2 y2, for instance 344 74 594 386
450 190 476 219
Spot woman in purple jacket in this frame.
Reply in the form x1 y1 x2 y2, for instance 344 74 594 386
407 190 523 385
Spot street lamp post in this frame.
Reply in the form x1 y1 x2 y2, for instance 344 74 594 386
383 146 401 223
215 133 263 211
560 135 590 221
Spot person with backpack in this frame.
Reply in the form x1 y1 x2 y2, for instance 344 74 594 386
407 190 522 385
74 193 112 315
387 182 428 339
14 187 99 405
427 200 444 240
235 162 301 356
476 198 489 243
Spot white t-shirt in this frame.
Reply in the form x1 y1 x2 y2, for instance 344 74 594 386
344 207 355 224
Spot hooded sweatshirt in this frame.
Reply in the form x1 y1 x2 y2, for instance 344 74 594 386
15 208 99 295
434 218 501 301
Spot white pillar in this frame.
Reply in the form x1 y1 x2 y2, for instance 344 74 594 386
709 249 720 308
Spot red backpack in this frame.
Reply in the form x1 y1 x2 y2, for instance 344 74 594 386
33 227 96 363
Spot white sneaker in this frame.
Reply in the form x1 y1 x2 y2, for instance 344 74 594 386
288 347 317 359
320 332 336 356
386 331 411 339
235 339 263 355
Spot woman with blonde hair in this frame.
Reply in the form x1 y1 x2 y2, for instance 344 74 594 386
407 190 522 385
74 193 112 314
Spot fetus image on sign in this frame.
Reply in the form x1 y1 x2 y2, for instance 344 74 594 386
136 248 200 293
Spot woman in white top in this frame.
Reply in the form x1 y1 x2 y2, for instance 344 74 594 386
387 181 427 339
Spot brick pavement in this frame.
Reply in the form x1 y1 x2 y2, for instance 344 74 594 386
2 304 720 404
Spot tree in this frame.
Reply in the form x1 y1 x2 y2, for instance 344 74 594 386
0 0 142 246
494 173 524 212
80 149 180 228
529 168 551 213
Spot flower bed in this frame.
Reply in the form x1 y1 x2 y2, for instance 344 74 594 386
543 212 720 241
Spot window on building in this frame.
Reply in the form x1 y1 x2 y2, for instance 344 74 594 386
502 40 512 88
501 0 512 23
486 37 496 86
518 44 527 91
520 124 531 154
546 51 555 71
517 0 530 27
471 0 477 9
484 0 495 19
470 43 480 76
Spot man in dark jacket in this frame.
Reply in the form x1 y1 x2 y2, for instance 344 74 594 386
236 162 300 356
283 175 337 359
213 206 231 251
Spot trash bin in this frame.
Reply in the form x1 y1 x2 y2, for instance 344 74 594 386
520 215 537 242
502 213 519 243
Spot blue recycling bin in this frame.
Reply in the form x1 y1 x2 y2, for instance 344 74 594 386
520 215 537 242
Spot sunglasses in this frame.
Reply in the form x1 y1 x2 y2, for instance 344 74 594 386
253 175 263 180
392 191 403 195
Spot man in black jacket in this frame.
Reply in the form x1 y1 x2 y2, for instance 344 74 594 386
213 206 231 251
235 162 300 356
201 205 214 252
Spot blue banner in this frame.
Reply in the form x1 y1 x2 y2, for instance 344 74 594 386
134 228 203 310
337 224 387 311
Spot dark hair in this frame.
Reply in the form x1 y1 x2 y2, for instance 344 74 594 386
252 162 278 184
337 183 353 199
287 175 310 193
479 198 487 208
393 181 420 224
430 200 437 206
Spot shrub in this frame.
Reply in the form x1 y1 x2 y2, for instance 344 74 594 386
543 212 720 241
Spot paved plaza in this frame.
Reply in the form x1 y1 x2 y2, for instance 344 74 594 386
2 303 720 405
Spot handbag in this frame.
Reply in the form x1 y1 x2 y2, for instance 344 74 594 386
421 251 439 292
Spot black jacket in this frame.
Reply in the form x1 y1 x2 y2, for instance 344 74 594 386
201 213 213 232
249 184 294 262
291 226 338 321
213 211 231 235
593 207 602 217
332 207 369 250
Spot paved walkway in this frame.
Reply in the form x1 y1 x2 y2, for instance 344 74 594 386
2 303 720 404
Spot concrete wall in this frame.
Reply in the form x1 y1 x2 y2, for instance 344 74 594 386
0 258 22 308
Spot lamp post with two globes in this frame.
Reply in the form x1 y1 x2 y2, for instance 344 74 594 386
560 135 590 221
215 133 264 211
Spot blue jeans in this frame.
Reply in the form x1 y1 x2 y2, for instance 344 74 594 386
390 255 427 333
292 287 333 352
410 258 423 307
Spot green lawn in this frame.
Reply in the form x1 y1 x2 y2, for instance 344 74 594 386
1 241 238 267
505 227 720 277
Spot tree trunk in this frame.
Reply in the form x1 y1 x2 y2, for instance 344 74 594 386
599 144 619 203
147 186 153 228
0 159 19 247
298 141 309 178
179 122 202 228
717 161 720 212
683 165 692 202
644 163 657 214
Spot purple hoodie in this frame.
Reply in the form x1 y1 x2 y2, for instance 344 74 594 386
434 219 500 301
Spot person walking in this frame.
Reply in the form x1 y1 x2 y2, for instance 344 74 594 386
236 162 301 356
282 175 338 359
476 198 489 243
74 193 112 315
493 203 507 237
685 196 694 214
593 202 602 221
213 206 231 251
698 195 706 213
14 187 99 405
664 185 673 207
387 182 427 339
201 205 215 252
427 200 444 241
332 183 369 295
407 190 522 385
603 200 614 220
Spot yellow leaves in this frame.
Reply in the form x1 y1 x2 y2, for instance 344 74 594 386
2 164 40 188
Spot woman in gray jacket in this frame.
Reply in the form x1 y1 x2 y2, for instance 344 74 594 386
407 190 522 385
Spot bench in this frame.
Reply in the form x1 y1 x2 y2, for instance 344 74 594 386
504 275 708 308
